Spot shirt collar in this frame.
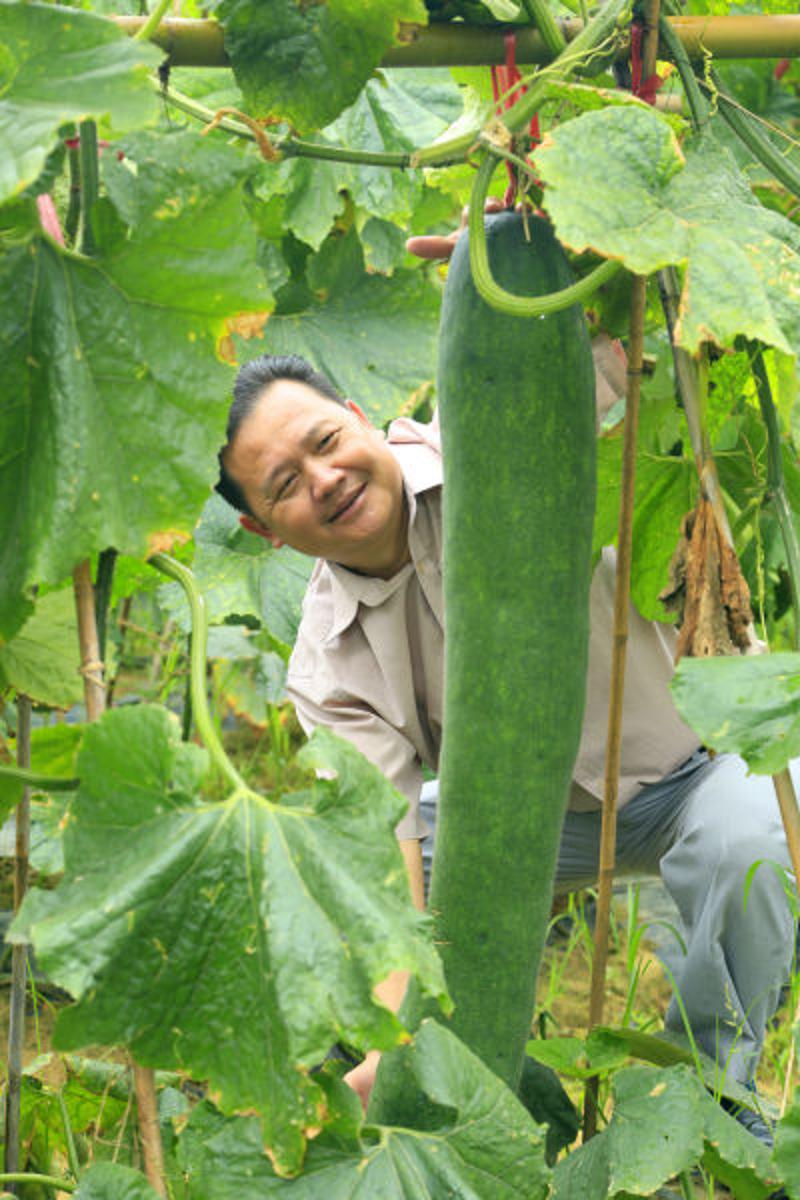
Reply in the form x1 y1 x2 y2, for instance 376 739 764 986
321 423 442 642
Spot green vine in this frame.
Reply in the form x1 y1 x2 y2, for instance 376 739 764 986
0 1174 76 1192
158 81 440 169
134 0 172 43
749 343 800 651
657 15 709 133
148 554 248 793
520 0 567 58
467 152 621 316
0 765 79 791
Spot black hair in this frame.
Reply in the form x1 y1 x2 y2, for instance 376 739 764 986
216 354 346 515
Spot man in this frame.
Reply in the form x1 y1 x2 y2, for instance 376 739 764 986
217 350 794 1134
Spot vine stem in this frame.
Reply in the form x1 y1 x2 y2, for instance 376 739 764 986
520 0 567 58
583 0 660 1143
749 344 800 652
155 80 422 168
467 153 621 316
4 696 31 1190
134 0 172 43
463 0 629 315
0 1174 75 1192
657 13 709 131
148 554 248 793
0 765 78 791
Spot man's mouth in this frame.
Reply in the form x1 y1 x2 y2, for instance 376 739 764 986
328 483 366 524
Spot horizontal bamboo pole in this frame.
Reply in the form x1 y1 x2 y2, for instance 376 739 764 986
112 14 800 68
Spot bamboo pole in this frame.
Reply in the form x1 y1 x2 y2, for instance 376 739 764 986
4 696 31 1194
68 119 166 1199
111 14 800 68
583 0 659 1143
582 275 646 1141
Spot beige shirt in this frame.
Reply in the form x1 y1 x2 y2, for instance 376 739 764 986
287 416 699 839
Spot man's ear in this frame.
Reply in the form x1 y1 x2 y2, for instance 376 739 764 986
345 398 371 427
239 514 284 549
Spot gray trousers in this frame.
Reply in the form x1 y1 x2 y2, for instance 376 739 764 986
419 750 795 1085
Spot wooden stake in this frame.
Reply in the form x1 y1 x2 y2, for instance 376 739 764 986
4 696 31 1193
72 558 167 1196
582 273 646 1141
583 0 660 1138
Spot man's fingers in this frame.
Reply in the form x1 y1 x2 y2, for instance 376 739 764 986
405 232 460 261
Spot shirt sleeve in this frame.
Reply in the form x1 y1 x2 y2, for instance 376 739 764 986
287 676 428 841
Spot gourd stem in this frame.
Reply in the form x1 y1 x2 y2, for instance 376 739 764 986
749 343 800 652
468 153 620 316
148 554 247 793
4 696 31 1183
0 765 79 791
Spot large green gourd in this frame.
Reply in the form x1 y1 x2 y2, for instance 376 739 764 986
369 210 596 1123
432 210 596 1088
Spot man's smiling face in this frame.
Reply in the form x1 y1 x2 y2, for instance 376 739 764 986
222 379 409 578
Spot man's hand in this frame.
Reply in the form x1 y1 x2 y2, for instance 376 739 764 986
341 839 424 1111
405 199 505 262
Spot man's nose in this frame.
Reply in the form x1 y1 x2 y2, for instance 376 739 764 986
308 460 343 499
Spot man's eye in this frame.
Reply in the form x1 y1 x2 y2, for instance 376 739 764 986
319 429 338 450
274 474 297 502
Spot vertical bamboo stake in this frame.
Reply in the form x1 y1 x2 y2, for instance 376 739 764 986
69 116 166 1197
4 696 31 1192
582 274 646 1140
582 0 660 1140
72 561 167 1196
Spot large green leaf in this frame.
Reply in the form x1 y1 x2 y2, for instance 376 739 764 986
671 651 800 775
329 70 463 226
553 1065 776 1200
158 494 311 648
536 108 800 357
177 1020 551 1198
0 588 83 707
73 1162 162 1200
0 0 159 202
213 0 428 132
773 1092 800 1200
0 130 267 640
12 705 447 1176
252 71 462 256
254 266 440 426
